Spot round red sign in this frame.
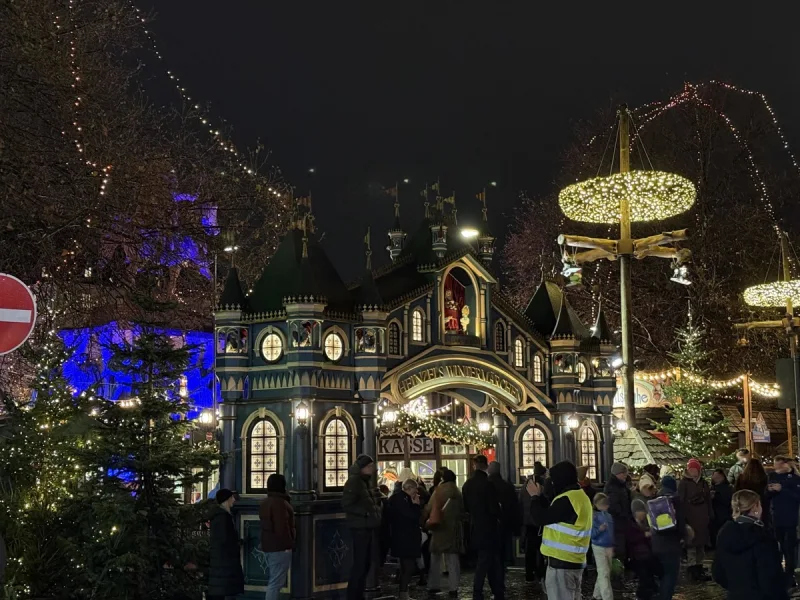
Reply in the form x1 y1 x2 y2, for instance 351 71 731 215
0 274 37 355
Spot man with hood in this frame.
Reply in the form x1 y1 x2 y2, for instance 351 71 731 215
526 460 592 599
207 489 244 600
342 454 382 600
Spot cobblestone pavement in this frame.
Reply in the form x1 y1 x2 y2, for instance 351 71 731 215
382 563 730 599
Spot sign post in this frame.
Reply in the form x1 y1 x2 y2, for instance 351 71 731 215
0 274 37 355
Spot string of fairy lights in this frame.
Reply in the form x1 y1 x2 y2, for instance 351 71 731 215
637 368 780 398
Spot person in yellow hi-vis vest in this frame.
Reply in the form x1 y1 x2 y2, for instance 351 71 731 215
526 461 592 600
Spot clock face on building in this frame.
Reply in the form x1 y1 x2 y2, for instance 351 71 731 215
324 332 343 361
577 361 588 383
261 333 283 362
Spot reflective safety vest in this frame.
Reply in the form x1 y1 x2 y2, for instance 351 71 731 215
541 488 593 565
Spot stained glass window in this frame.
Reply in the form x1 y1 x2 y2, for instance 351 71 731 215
248 419 279 492
533 354 543 382
324 418 350 489
514 339 524 368
579 425 599 481
324 333 343 361
495 322 506 352
388 322 401 355
520 426 548 478
412 309 424 342
261 333 283 362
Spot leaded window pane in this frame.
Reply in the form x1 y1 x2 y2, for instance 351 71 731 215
247 418 279 493
323 418 350 490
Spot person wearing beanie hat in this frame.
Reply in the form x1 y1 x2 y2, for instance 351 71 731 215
604 462 632 563
342 454 382 600
259 474 295 600
208 489 244 600
679 458 712 582
525 461 592 597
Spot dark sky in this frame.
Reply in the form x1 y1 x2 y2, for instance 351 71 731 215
147 3 800 281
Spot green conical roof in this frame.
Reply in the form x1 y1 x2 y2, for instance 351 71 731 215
218 267 248 310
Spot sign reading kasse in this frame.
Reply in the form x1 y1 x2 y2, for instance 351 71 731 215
397 363 522 404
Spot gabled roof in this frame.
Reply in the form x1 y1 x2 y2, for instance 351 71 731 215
248 229 352 313
218 267 248 310
612 428 687 469
526 280 588 339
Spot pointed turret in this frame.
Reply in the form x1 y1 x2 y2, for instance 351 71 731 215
431 223 448 258
476 188 495 266
218 267 248 311
552 298 576 338
386 184 406 262
592 302 612 342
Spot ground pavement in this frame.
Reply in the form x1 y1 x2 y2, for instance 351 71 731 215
380 562 729 599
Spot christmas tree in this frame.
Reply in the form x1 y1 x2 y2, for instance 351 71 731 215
66 299 219 599
0 325 92 597
658 314 731 459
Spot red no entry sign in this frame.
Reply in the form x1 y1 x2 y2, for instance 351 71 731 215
0 274 37 355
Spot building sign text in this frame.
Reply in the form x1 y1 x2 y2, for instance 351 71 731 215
397 363 522 404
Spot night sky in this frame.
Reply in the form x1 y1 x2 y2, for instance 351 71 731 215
147 3 800 281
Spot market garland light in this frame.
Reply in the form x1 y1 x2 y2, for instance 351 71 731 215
558 171 696 224
743 280 800 308
638 368 780 398
380 409 495 450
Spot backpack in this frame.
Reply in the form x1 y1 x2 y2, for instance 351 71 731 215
646 495 677 531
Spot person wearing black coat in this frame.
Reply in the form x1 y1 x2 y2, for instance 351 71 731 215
488 461 520 567
208 489 244 600
710 469 733 548
603 462 632 563
767 455 800 588
388 479 423 599
712 489 788 600
462 454 504 600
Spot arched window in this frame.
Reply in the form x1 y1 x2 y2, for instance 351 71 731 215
514 338 524 368
533 354 543 382
248 418 279 492
412 308 424 342
324 418 350 489
578 424 599 481
388 322 401 355
520 426 549 478
577 361 588 383
495 322 506 352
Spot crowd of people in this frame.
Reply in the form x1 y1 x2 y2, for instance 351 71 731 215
205 447 800 600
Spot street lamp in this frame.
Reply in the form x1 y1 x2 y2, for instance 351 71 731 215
198 410 214 425
566 414 580 430
461 227 480 240
478 417 492 433
295 401 310 426
615 418 629 432
557 106 696 427
382 406 398 425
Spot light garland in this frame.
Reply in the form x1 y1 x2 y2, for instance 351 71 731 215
559 170 696 224
743 280 800 308
638 368 780 398
381 410 495 450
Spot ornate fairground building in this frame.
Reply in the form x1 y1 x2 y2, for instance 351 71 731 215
214 196 620 598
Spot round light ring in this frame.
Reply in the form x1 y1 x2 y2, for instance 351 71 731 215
559 171 696 224
743 280 800 308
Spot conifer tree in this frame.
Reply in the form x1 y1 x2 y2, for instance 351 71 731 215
0 325 91 597
658 314 731 459
67 293 219 600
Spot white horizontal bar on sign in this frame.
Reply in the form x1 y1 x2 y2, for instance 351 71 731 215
0 308 32 323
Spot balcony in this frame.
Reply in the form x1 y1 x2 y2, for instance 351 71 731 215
443 333 481 348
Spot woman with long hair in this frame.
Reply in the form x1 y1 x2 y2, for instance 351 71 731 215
734 458 771 526
712 490 788 599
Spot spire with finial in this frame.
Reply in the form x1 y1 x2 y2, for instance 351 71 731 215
421 183 431 219
301 215 309 259
476 188 495 266
592 296 612 342
387 183 406 262
364 226 372 271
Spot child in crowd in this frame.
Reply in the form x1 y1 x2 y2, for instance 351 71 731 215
631 493 658 600
591 493 614 600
